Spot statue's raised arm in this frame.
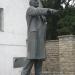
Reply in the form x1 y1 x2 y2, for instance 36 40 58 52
27 0 59 16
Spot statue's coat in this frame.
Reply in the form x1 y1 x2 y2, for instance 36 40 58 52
26 6 48 59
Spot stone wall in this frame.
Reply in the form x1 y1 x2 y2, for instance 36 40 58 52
59 35 75 75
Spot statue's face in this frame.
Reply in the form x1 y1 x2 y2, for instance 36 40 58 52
34 1 39 7
29 0 39 7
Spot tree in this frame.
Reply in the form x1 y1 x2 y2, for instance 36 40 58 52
57 7 75 35
57 0 75 35
41 0 75 40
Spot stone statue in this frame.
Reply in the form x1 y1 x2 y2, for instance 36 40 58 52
21 0 58 75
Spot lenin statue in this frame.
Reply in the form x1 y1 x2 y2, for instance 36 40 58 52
21 0 58 75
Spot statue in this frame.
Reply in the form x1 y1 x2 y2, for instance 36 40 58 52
21 0 58 75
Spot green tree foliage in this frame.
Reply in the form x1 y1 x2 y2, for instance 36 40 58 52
41 0 75 40
57 8 75 35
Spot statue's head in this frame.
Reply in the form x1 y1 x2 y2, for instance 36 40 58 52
29 0 39 7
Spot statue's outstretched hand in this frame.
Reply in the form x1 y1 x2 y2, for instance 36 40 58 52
47 9 59 15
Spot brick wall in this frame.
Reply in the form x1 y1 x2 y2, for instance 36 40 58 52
59 35 75 75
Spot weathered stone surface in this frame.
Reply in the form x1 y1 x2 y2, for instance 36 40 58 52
59 35 75 75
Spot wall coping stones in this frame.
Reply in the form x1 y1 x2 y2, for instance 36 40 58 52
58 35 75 41
46 40 59 43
